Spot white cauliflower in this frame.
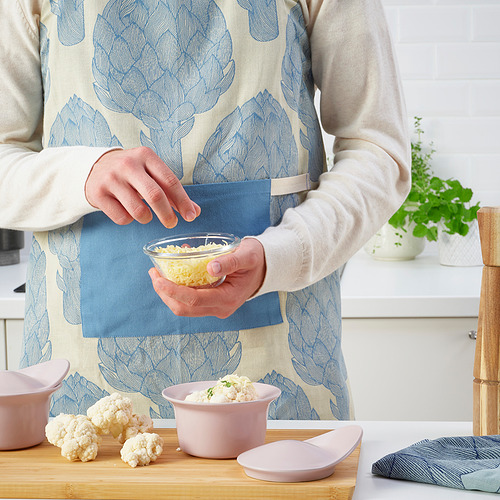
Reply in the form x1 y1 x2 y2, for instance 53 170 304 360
120 433 164 468
117 413 154 444
45 414 101 462
185 374 258 403
46 393 160 466
87 392 133 438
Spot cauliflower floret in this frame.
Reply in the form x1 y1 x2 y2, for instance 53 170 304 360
117 413 154 444
120 433 164 468
87 392 133 438
45 414 101 462
185 374 258 403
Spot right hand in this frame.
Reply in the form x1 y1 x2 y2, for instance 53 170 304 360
85 147 200 228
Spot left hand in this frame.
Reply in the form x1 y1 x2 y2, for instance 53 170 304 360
148 238 266 319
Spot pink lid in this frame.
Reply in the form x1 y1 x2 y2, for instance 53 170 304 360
237 425 363 483
0 370 46 396
0 359 70 397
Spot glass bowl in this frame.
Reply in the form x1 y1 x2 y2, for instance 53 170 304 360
162 381 281 459
143 232 240 288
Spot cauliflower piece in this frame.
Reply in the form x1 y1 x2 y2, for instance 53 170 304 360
185 374 259 403
117 413 154 444
120 433 164 468
87 392 133 438
45 414 101 462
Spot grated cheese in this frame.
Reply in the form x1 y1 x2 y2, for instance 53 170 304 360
153 243 228 287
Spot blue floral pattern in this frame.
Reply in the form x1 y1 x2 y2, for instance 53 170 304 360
97 332 241 418
92 0 235 178
261 371 320 420
48 221 82 325
192 90 298 225
47 95 121 324
237 0 279 42
281 4 323 182
48 95 122 148
51 373 109 416
287 271 350 419
49 0 85 46
20 238 52 368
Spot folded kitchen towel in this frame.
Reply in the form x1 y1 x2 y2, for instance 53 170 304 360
372 435 500 493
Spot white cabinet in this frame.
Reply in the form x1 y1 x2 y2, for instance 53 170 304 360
340 247 482 422
342 317 478 421
5 319 23 370
0 319 24 370
0 320 6 370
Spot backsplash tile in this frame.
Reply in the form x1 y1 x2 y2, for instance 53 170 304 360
472 6 500 42
398 7 470 42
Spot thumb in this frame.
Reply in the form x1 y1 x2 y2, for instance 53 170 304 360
207 251 242 277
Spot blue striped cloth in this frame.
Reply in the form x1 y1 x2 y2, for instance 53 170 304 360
372 435 500 493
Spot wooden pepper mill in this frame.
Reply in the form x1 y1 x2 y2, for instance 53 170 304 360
473 206 500 436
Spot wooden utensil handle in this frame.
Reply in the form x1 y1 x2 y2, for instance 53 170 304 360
473 207 500 436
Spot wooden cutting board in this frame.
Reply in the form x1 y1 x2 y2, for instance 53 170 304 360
0 429 360 499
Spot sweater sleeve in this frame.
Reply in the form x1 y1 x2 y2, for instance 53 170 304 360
253 0 411 295
0 0 113 231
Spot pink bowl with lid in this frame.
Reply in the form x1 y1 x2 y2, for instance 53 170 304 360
0 359 69 450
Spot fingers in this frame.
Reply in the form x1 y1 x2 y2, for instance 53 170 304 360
207 252 239 277
85 147 201 227
148 268 237 319
143 149 201 225
97 196 135 226
207 239 263 278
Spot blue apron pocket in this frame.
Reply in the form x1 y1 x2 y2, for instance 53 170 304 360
80 179 283 338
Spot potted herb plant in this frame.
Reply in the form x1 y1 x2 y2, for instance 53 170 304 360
365 117 482 265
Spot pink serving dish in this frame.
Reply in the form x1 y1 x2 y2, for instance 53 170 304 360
0 359 69 450
162 381 281 459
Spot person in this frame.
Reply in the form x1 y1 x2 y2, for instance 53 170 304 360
0 0 410 420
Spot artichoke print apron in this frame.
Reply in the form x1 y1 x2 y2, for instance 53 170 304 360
21 0 353 421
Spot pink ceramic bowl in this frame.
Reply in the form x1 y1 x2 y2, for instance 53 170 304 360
0 359 69 450
162 381 281 459
0 383 62 450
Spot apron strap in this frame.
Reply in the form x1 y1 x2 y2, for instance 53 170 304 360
270 173 319 196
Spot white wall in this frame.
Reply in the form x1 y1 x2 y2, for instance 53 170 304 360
322 0 500 208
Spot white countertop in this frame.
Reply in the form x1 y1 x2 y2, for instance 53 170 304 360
271 420 489 499
341 244 482 318
0 244 483 320
0 255 27 319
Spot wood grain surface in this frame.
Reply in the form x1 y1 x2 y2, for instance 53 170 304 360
0 428 361 499
474 207 500 436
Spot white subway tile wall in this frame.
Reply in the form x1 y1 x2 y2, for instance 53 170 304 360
320 0 500 207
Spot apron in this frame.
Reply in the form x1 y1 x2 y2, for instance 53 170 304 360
80 179 283 338
20 0 353 421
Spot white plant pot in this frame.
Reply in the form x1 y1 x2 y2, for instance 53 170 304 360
437 219 482 267
364 222 425 261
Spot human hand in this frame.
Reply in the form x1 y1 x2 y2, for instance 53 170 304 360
85 147 200 227
148 238 266 319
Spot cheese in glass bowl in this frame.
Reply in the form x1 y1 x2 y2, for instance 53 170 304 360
143 232 240 288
